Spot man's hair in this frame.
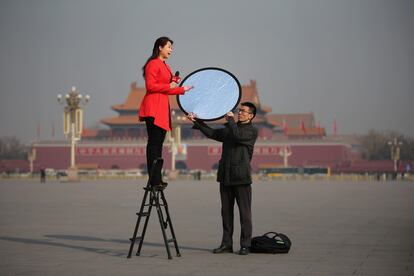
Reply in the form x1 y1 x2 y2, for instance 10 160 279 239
241 102 257 119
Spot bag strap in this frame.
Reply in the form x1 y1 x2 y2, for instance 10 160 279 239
263 232 279 239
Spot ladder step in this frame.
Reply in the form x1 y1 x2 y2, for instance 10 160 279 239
130 236 142 242
136 212 150 217
167 238 175 243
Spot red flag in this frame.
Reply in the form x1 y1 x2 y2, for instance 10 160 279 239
282 118 288 133
37 124 40 140
300 118 306 133
52 123 55 139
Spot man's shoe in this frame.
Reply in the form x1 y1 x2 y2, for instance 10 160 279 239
238 247 249 255
160 180 168 187
212 244 233 254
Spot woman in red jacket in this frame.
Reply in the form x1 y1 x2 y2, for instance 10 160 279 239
139 36 193 187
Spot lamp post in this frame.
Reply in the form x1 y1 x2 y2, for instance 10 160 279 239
279 146 292 168
28 148 36 174
57 86 90 181
167 110 184 178
388 138 402 179
167 111 176 172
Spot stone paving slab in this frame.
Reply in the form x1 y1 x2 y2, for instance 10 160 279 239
0 179 413 275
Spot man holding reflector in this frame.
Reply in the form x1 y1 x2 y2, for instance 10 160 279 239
187 102 258 255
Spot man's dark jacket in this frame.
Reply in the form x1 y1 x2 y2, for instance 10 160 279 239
193 118 258 186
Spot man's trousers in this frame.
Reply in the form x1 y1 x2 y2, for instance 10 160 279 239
219 183 252 248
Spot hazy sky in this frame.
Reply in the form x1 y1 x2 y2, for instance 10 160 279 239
1 0 413 142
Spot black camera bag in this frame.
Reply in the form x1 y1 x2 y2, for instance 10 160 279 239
250 232 291 254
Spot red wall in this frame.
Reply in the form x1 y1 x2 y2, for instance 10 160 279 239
33 142 353 172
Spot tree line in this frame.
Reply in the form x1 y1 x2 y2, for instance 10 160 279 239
0 136 28 160
359 130 414 160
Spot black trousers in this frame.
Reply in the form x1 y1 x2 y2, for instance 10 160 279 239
145 117 166 184
219 183 252 248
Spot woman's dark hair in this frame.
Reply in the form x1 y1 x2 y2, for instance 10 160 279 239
142 36 173 78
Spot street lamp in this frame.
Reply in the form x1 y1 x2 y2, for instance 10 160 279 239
278 146 292 168
388 138 402 179
57 86 90 181
167 110 184 177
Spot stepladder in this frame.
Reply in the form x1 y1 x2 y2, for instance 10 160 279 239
127 158 180 259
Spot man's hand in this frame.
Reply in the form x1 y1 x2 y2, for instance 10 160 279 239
170 82 178 89
186 112 197 122
225 111 235 121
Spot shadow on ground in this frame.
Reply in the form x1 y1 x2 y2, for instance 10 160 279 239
0 234 211 259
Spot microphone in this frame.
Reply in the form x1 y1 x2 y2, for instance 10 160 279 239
172 71 181 83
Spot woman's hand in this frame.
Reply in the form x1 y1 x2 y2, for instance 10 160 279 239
183 86 194 92
170 83 193 91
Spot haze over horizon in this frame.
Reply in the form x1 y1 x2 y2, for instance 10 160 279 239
1 0 413 142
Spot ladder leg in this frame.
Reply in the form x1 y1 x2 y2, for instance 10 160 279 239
127 188 150 258
136 191 155 256
160 191 181 257
155 192 173 259
127 216 140 258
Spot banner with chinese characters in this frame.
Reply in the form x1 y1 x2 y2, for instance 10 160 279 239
77 147 146 156
208 146 287 156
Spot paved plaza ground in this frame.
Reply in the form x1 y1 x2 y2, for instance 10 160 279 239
0 178 413 275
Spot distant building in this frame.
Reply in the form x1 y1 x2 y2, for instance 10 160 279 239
30 80 368 172
84 80 326 141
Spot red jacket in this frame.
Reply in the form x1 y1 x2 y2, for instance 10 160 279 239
139 58 185 131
